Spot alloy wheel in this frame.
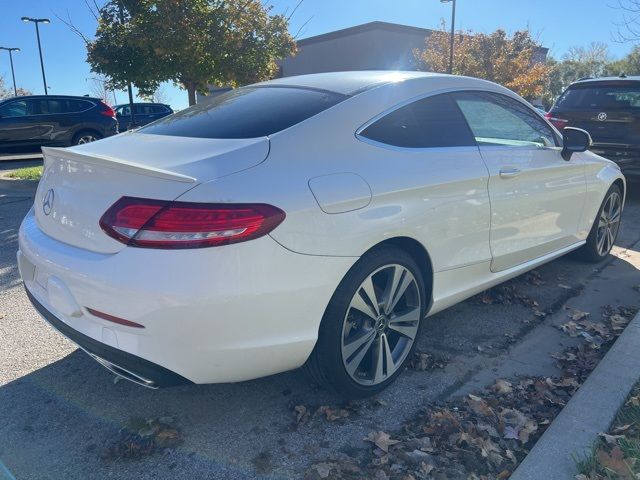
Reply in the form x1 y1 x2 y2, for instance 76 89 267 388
77 135 98 144
341 264 421 386
596 191 621 256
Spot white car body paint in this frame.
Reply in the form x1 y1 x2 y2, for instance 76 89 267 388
18 71 625 386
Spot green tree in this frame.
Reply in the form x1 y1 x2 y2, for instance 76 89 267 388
88 0 296 106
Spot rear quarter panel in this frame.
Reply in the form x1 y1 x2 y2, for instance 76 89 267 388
578 151 626 237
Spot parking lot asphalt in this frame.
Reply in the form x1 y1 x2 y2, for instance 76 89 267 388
1 182 640 480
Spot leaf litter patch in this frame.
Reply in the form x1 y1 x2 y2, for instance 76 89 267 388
103 416 183 460
305 305 638 480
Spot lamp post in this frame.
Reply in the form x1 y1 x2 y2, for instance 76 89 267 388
0 47 20 96
440 0 456 74
21 17 50 94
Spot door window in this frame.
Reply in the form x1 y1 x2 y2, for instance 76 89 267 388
0 100 29 118
454 91 558 148
359 93 476 148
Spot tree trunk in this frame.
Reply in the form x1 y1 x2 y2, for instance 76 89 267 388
187 83 197 106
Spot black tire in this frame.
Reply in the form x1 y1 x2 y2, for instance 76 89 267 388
578 184 623 263
305 246 427 398
72 130 102 146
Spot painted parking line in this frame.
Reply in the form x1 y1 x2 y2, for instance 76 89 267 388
0 461 16 480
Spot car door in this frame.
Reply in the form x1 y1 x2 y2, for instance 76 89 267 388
452 91 586 272
356 92 492 273
0 99 47 149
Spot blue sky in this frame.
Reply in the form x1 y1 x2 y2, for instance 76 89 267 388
0 0 636 110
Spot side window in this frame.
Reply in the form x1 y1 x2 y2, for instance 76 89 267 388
359 94 476 148
45 100 64 114
66 100 91 113
0 100 29 117
454 91 558 147
120 105 131 117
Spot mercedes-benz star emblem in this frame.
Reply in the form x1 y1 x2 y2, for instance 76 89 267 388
42 189 54 216
597 112 608 121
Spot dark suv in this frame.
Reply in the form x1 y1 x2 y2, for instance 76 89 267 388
547 76 640 177
114 102 173 130
0 95 118 152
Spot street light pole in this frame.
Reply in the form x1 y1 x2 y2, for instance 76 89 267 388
21 17 50 95
440 0 457 74
0 47 20 96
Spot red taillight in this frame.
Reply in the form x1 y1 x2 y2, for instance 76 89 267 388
99 196 286 249
98 101 116 118
544 112 568 130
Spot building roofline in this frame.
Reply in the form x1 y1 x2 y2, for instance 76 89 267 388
297 21 435 46
296 21 548 55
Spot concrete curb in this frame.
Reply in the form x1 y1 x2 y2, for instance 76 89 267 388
511 310 640 480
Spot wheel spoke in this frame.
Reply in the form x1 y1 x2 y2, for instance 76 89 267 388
350 291 378 320
388 322 419 340
608 227 615 250
597 229 606 254
381 266 404 315
360 276 381 317
598 212 607 229
343 328 376 360
388 271 413 314
344 331 376 376
388 307 420 340
373 336 388 383
383 334 395 375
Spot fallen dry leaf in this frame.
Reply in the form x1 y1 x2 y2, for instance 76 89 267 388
364 431 400 453
596 446 635 478
569 309 590 321
317 406 350 422
491 379 513 395
599 432 625 445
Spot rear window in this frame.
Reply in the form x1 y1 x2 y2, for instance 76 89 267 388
556 84 640 110
140 86 347 139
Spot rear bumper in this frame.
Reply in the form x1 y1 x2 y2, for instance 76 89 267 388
25 288 192 388
18 209 356 385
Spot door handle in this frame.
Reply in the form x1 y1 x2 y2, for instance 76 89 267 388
499 167 521 178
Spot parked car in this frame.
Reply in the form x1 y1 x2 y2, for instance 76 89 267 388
546 76 640 177
0 95 117 151
18 71 625 398
114 102 173 130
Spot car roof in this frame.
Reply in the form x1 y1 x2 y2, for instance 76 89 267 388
114 102 170 107
2 94 102 101
571 76 640 86
254 71 446 95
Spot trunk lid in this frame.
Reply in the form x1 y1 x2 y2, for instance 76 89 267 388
35 132 269 254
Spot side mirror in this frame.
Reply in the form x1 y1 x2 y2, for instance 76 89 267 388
561 127 592 161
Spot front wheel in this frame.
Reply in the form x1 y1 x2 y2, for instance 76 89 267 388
579 184 623 262
306 246 426 398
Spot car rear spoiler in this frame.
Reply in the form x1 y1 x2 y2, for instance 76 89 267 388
41 146 197 184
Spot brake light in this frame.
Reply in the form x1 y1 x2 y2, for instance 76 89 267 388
99 196 286 249
98 101 116 118
544 112 568 130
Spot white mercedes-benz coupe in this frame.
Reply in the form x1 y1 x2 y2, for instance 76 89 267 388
18 71 625 397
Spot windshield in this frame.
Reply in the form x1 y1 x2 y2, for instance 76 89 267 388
140 86 347 139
